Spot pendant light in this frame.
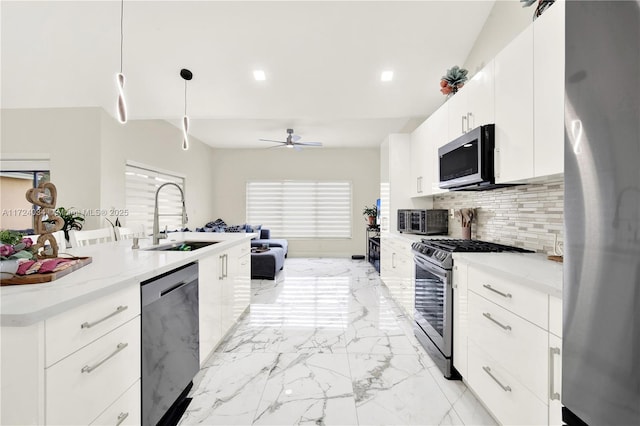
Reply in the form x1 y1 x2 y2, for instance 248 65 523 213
180 68 193 151
116 0 127 123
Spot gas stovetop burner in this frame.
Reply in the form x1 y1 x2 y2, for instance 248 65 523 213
420 239 534 253
411 239 534 270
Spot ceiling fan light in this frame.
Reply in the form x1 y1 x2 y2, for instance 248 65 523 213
380 70 394 82
253 70 266 81
115 72 127 123
286 144 294 149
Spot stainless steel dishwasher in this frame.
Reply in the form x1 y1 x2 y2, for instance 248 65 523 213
141 262 199 426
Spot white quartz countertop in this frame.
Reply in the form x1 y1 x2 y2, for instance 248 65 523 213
0 232 256 327
453 252 563 298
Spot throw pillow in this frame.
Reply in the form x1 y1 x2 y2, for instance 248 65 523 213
226 225 246 233
244 223 262 233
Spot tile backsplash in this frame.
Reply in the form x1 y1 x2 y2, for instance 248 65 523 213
433 177 564 254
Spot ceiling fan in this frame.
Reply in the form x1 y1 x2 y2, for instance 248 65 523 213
259 128 323 151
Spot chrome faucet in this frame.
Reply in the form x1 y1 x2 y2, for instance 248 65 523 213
153 182 188 245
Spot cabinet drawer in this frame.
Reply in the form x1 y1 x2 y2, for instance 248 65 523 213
549 295 562 338
45 282 140 367
468 291 548 401
468 341 547 426
468 266 548 329
90 380 140 426
46 318 140 426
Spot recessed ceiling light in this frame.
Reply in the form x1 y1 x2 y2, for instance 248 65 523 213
253 70 266 81
380 70 394 82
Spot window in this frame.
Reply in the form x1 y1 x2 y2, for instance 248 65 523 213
0 158 50 231
246 181 352 238
125 163 185 233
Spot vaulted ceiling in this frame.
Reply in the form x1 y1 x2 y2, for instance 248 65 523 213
1 1 495 148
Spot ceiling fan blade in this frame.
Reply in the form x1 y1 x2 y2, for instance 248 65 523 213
266 145 284 149
293 145 302 152
295 141 323 147
291 135 301 142
259 139 286 144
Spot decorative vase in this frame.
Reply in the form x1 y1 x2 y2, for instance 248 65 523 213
0 259 19 279
367 216 376 226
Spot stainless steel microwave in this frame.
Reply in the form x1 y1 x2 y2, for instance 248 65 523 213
438 124 496 191
397 209 448 235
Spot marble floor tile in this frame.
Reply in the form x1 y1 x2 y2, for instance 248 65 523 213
350 353 455 425
181 258 494 426
451 388 498 426
276 328 348 354
180 353 278 425
253 353 357 425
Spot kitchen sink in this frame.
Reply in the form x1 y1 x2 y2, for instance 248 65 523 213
143 240 219 252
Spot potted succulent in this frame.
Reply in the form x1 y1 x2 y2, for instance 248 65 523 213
362 205 378 227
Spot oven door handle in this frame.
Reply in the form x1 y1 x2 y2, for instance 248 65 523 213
414 255 449 281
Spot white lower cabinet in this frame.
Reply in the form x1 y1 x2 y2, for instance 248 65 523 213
198 254 223 363
380 235 414 316
468 291 548 401
468 341 548 425
452 263 468 378
548 333 563 425
455 259 563 426
199 241 251 364
45 314 141 426
90 380 141 426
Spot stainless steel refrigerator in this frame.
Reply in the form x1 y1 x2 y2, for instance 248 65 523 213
564 1 640 425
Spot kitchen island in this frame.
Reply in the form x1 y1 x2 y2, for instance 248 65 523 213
0 232 254 425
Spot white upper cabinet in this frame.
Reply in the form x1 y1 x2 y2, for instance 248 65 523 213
428 105 449 195
410 119 430 197
447 88 469 141
494 25 535 183
466 60 495 132
448 60 495 141
380 134 411 233
534 1 565 177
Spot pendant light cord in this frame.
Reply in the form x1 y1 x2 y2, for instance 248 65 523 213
120 0 124 73
184 81 188 115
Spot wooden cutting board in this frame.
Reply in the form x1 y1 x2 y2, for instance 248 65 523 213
1 257 92 286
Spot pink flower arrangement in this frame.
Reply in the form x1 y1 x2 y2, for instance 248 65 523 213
0 231 36 260
0 244 15 257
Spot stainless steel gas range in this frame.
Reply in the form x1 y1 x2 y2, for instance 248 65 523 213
410 239 533 379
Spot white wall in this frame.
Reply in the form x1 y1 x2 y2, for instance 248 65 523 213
1 107 215 232
209 147 380 258
99 110 215 230
464 1 533 76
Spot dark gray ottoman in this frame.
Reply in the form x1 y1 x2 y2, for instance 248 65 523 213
251 247 285 280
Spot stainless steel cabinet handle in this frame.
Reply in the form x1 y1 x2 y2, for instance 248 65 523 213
482 284 512 298
116 412 129 426
81 342 128 374
467 112 473 131
549 347 561 400
417 176 422 193
483 366 512 392
81 305 128 329
483 312 512 331
219 254 225 279
392 252 396 268
461 116 467 134
224 254 229 278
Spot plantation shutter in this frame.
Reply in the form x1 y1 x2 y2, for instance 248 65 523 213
125 163 185 234
246 181 352 238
